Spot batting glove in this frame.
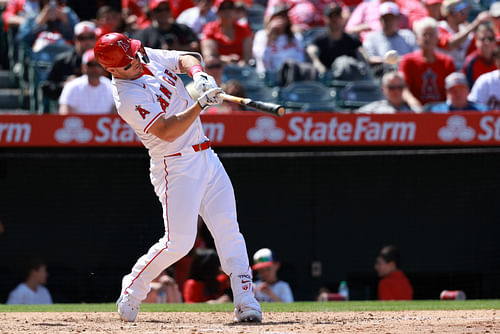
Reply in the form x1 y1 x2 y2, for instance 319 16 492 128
197 87 223 109
193 72 218 94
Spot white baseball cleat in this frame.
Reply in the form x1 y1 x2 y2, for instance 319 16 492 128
234 296 262 323
117 294 141 322
231 273 262 323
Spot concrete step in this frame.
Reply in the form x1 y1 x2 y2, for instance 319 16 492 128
0 88 22 109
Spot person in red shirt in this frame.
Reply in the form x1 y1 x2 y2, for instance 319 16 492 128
374 245 413 301
201 0 253 65
399 16 455 108
462 23 498 88
183 248 231 303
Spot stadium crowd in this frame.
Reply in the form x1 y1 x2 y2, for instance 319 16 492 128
1 0 499 114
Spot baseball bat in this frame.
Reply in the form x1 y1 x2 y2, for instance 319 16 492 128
218 93 286 117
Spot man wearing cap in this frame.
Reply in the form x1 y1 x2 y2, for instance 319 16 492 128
469 46 500 110
424 72 487 111
42 21 97 102
363 2 417 66
58 49 115 115
437 0 490 69
252 248 294 303
93 32 262 323
307 3 365 75
201 0 253 65
133 0 200 52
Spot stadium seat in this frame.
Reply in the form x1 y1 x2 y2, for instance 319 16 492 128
336 80 384 109
222 64 264 84
277 81 338 112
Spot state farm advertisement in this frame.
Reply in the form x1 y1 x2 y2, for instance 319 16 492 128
2 112 500 147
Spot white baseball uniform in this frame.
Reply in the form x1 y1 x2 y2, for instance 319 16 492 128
112 48 252 301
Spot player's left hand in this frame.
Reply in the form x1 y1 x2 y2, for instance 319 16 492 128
193 71 217 94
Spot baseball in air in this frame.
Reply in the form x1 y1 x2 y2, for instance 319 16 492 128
384 50 399 65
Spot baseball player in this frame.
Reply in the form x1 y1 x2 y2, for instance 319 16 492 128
93 33 261 323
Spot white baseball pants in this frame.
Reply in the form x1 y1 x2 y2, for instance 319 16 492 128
120 147 251 301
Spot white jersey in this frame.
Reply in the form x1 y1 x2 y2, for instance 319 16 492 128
112 48 206 159
468 69 500 110
7 283 53 304
254 280 294 303
59 75 115 114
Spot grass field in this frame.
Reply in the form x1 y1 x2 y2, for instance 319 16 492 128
1 299 499 312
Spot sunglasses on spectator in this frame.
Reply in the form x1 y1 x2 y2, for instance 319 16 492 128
77 34 95 41
386 85 405 90
123 54 140 71
479 36 495 42
87 62 101 68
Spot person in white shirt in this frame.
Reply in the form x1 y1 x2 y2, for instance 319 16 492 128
176 0 217 37
468 47 500 110
58 49 116 115
7 258 53 304
252 4 305 74
252 248 294 303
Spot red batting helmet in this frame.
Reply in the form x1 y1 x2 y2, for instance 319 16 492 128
94 33 142 68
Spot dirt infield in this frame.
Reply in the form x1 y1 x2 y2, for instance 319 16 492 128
1 310 498 334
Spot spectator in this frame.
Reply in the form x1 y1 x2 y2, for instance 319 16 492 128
422 0 443 21
399 17 455 107
252 4 305 74
469 46 500 109
143 268 183 303
252 248 294 303
363 2 417 67
490 2 500 44
462 23 498 88
58 49 115 115
177 0 217 37
306 3 364 75
16 0 79 52
182 248 231 303
437 0 490 70
425 72 488 111
42 20 96 101
357 71 414 113
7 257 53 304
133 0 200 51
374 245 413 301
94 6 124 38
345 0 410 41
201 0 253 66
2 0 40 31
122 0 152 31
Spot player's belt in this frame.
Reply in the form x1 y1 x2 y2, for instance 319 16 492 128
192 140 210 152
164 140 211 158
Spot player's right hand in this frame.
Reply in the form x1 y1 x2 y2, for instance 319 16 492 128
197 87 223 109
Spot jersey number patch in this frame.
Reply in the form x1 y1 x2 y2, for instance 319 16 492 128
135 105 151 119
